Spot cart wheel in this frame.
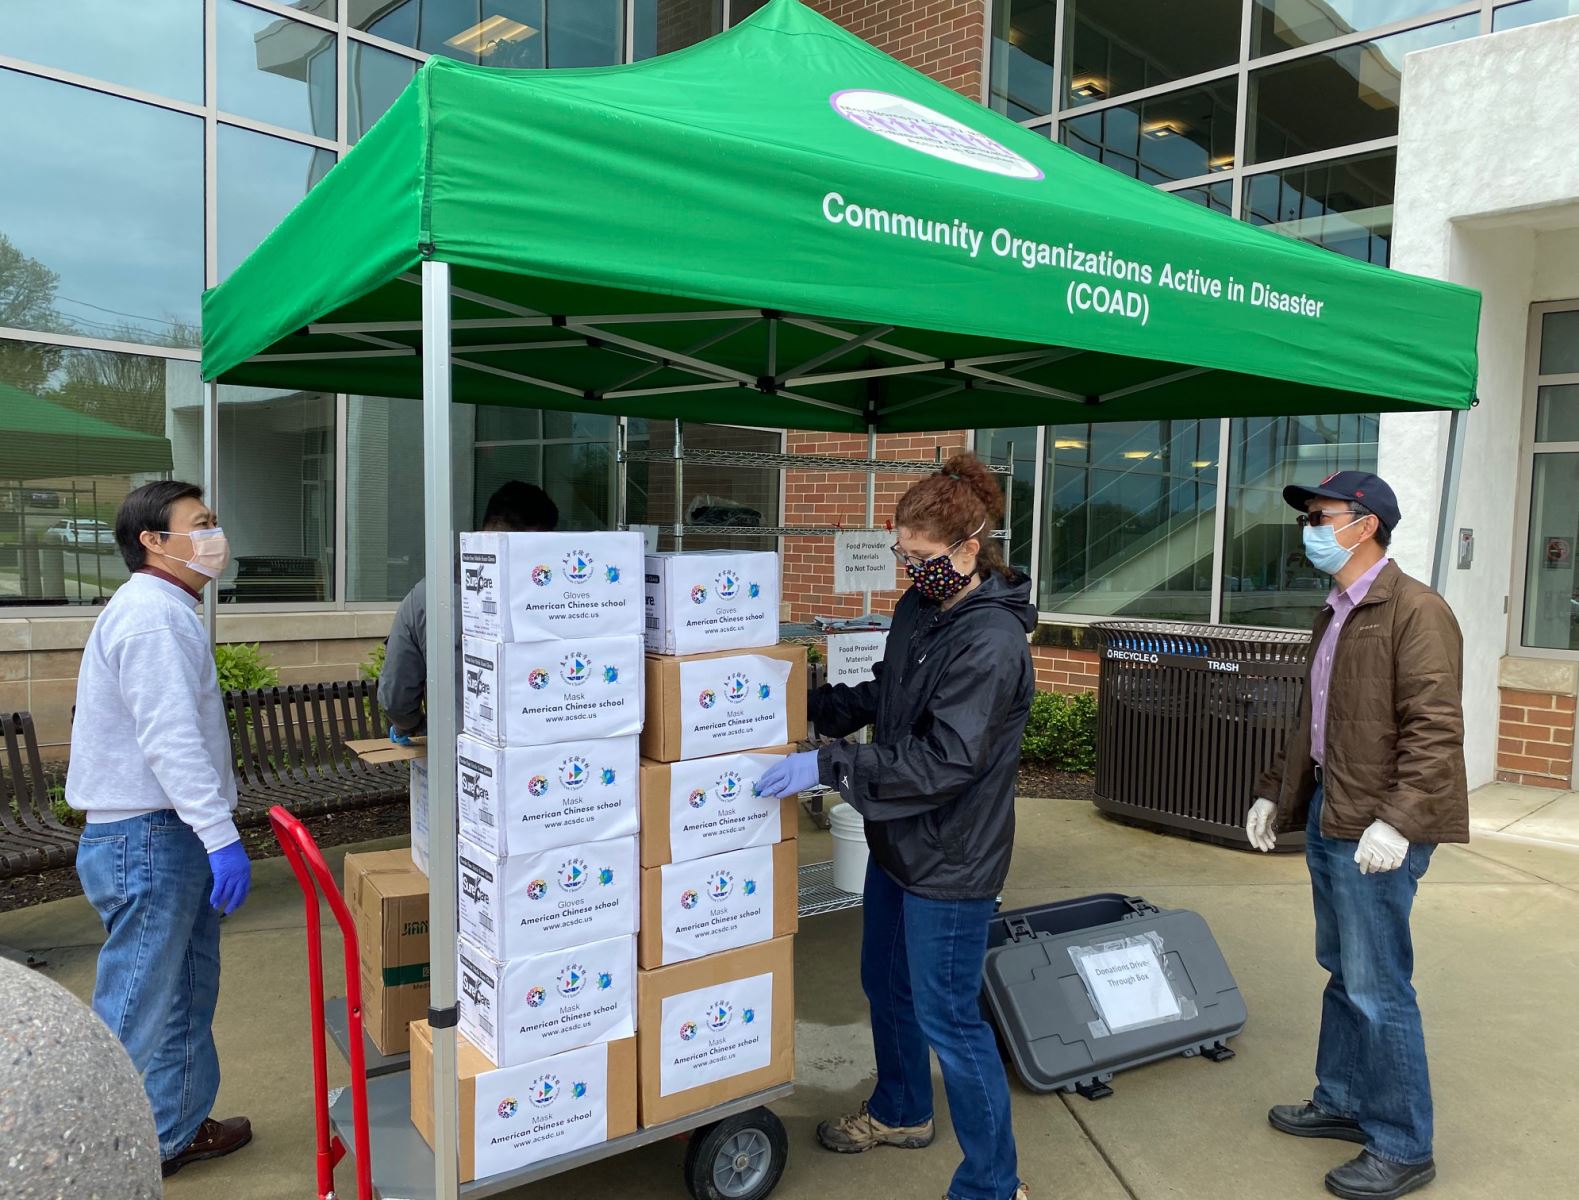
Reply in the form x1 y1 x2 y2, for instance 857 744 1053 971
683 1107 788 1200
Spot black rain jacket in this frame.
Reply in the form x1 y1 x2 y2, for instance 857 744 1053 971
811 571 1037 900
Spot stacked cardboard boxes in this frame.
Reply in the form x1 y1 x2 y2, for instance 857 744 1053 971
635 551 800 1126
345 848 431 1056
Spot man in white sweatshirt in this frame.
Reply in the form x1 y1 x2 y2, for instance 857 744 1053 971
68 480 254 1178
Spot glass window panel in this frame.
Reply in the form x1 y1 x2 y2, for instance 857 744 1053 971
1538 310 1579 376
543 0 624 65
349 40 419 142
0 1 203 104
1522 453 1579 651
1247 16 1474 164
218 0 338 139
975 428 1037 579
990 0 1056 121
348 395 426 601
474 411 618 531
353 2 617 67
1065 0 1239 107
729 0 770 21
1038 420 1217 620
1220 413 1379 628
0 71 202 348
1536 385 1579 444
217 386 335 603
1243 149 1396 265
635 0 723 60
1252 0 1460 57
624 421 781 551
218 124 336 281
1493 0 1579 31
1168 180 1234 214
1060 81 1236 184
0 342 201 607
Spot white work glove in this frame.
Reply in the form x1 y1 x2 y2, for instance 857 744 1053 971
1245 798 1277 853
1355 819 1409 874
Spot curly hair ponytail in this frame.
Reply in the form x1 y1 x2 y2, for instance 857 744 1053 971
893 452 1013 580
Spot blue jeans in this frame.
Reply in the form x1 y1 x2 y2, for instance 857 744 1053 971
1306 788 1436 1164
861 860 1019 1200
77 810 222 1159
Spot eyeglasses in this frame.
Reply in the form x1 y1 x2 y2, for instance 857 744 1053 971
891 536 966 569
1295 509 1362 529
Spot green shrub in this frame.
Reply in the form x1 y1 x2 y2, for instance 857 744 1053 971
214 642 280 691
1020 690 1098 774
360 642 386 682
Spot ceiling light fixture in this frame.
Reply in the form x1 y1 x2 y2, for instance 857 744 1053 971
1071 78 1106 100
1142 121 1184 141
1121 450 1156 459
1208 155 1234 172
1053 438 1087 450
446 15 538 56
1191 460 1214 469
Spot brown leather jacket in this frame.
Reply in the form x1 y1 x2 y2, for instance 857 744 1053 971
1257 559 1469 843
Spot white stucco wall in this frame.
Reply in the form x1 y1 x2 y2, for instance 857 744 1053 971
1383 16 1579 787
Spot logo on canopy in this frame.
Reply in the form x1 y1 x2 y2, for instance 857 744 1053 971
830 89 1042 181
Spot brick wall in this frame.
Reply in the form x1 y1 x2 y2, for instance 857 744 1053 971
808 0 986 99
1496 687 1577 789
1031 644 1099 695
657 0 723 56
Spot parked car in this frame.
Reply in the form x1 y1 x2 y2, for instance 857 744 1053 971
43 519 116 550
26 490 60 509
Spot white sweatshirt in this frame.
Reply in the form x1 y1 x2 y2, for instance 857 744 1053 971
65 572 240 853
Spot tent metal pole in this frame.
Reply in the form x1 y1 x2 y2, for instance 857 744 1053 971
864 426 876 616
1430 406 1468 593
203 379 217 647
674 419 685 551
421 259 462 1200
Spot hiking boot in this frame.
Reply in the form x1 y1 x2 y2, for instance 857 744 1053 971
162 1115 253 1177
1269 1101 1366 1144
816 1102 934 1154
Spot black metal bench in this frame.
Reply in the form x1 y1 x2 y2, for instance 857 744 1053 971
0 711 77 880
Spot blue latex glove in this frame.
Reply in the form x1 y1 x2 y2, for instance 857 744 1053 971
390 727 413 746
208 841 252 915
758 751 822 799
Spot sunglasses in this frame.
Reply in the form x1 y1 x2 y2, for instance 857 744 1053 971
1295 509 1365 529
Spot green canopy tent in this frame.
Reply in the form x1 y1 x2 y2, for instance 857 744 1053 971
199 3 1480 1196
0 381 174 479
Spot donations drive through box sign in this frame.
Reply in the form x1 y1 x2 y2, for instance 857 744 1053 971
644 550 780 656
460 530 644 644
462 635 644 746
638 746 798 866
458 835 638 961
457 733 640 857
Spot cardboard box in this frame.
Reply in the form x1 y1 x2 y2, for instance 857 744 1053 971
410 759 430 877
344 849 430 1055
458 734 640 857
412 1020 637 1183
640 840 798 968
641 643 807 763
636 936 794 1127
458 934 637 1067
638 747 798 867
459 835 638 960
460 530 644 643
644 551 780 656
462 634 645 746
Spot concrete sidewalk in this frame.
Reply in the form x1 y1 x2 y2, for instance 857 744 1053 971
1469 780 1579 847
2 798 1575 1200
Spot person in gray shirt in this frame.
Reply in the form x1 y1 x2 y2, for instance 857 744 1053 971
380 481 558 736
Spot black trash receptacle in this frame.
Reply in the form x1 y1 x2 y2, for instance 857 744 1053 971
1090 620 1311 849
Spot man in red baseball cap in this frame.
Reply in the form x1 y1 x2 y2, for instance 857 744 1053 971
1246 471 1467 1200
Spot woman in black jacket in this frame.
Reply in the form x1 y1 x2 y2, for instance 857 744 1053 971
760 454 1036 1200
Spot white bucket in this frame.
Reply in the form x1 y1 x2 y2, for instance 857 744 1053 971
828 802 868 895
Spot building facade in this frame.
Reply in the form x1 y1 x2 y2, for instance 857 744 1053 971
3 0 1577 779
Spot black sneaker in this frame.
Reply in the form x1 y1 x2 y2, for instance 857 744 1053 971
1268 1101 1366 1144
1325 1150 1436 1200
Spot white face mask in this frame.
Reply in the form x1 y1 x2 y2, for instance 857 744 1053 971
157 527 231 580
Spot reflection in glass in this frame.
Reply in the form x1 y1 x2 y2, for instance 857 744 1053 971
634 0 723 60
625 421 781 552
218 1 337 138
1523 453 1579 650
217 386 336 602
354 1 620 67
975 427 1037 579
0 342 198 606
1061 81 1236 184
1493 0 1579 30
1243 150 1396 265
1065 0 1239 107
1038 421 1217 620
1252 0 1457 57
349 40 418 142
218 124 336 281
990 0 1056 121
1536 386 1579 445
728 0 770 20
0 0 204 104
348 395 425 601
474 408 619 531
1168 180 1234 215
1220 414 1378 628
1247 16 1473 164
1539 310 1579 377
0 70 202 347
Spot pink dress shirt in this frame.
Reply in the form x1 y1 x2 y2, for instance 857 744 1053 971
1310 557 1390 767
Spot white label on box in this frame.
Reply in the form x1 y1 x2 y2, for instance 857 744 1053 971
458 735 639 857
826 632 888 687
666 752 788 862
677 655 792 758
658 971 773 1097
645 552 779 655
410 759 430 877
1073 941 1182 1033
460 530 644 643
460 936 635 1067
659 844 775 965
464 636 644 746
471 1040 610 1178
458 837 638 959
833 531 895 593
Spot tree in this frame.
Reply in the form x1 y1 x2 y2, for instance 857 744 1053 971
0 233 65 392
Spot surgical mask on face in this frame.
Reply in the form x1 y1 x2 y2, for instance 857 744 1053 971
1302 519 1357 576
159 528 231 580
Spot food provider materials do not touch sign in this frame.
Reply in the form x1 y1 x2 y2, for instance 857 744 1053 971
834 531 894 594
827 632 888 686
